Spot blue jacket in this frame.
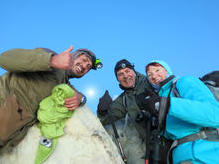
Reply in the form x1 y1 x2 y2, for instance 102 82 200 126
159 76 219 164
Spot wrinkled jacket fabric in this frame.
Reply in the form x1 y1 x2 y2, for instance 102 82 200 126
160 75 219 164
98 72 152 139
0 48 69 152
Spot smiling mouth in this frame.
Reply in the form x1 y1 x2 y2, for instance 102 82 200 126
154 78 162 84
76 65 83 74
124 77 133 84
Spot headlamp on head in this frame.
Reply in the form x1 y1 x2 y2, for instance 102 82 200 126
114 59 135 78
94 59 103 70
74 48 103 70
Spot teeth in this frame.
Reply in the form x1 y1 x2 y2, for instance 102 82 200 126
154 78 161 84
77 66 82 73
126 77 132 83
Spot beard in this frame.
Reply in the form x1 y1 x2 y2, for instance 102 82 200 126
67 70 84 78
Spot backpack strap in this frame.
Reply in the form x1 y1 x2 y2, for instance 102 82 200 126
167 127 219 164
171 79 181 98
170 80 219 143
167 79 219 164
203 80 217 87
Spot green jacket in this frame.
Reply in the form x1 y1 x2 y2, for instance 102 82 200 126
0 48 69 153
98 72 152 139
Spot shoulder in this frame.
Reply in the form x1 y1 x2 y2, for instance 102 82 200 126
136 72 146 81
110 92 124 109
176 75 212 98
112 93 124 104
135 72 152 91
177 76 203 88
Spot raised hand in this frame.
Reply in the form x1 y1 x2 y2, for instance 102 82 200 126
50 46 74 70
97 90 112 116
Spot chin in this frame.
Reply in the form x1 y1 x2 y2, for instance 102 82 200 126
74 74 84 78
123 83 134 88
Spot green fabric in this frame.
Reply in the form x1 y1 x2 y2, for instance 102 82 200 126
35 139 58 164
35 84 75 164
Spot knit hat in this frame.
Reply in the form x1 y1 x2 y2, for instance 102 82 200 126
114 59 135 77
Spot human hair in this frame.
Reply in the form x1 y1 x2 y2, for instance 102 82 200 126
145 62 163 73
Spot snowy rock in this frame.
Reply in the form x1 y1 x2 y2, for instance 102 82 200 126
0 105 124 164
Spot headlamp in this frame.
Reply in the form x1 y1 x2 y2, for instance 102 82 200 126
95 59 103 69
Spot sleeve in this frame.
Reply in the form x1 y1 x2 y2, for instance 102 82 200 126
169 76 219 128
0 48 54 72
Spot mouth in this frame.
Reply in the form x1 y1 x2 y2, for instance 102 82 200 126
153 78 161 84
75 65 83 74
124 77 133 85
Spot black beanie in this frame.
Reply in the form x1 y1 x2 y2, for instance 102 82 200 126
114 59 134 77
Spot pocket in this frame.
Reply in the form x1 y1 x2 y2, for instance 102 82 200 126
0 94 32 144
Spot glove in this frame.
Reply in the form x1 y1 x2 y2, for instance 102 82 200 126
157 97 170 131
97 90 112 116
136 89 160 114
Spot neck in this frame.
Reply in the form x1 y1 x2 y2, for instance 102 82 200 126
159 75 175 87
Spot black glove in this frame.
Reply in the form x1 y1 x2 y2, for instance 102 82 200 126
136 89 160 114
157 97 170 131
97 90 112 116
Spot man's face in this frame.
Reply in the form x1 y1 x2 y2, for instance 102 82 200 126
71 54 93 77
146 65 167 85
117 67 136 88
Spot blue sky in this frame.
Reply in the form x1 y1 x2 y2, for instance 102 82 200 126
1 0 219 114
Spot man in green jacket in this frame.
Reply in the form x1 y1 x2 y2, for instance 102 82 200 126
0 46 102 153
97 59 153 164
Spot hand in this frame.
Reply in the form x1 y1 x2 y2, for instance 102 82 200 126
97 90 112 116
64 91 82 111
136 89 160 114
50 46 74 70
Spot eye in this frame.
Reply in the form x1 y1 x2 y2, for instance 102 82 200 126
125 70 130 73
87 64 92 69
117 72 123 77
83 59 87 62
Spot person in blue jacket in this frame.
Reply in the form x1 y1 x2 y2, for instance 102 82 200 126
144 60 219 164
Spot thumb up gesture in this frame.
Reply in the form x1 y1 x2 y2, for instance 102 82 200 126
50 46 74 70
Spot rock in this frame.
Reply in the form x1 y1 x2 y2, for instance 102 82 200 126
0 105 124 164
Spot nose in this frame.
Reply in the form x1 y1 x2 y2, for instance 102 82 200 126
150 73 157 81
123 73 128 79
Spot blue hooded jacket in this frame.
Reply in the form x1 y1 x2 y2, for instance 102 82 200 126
146 60 219 164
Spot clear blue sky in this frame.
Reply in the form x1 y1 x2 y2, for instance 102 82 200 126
0 0 219 114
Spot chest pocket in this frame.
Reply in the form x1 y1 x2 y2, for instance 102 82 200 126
0 94 33 145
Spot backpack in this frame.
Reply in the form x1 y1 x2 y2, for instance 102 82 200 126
166 71 219 163
200 71 219 101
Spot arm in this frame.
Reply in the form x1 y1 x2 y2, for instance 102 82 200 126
0 48 53 72
169 76 219 128
99 97 126 125
0 46 73 72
